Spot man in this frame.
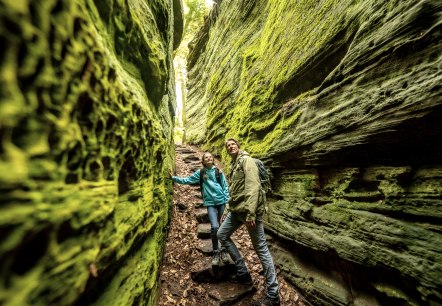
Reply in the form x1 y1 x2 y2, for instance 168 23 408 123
217 138 280 306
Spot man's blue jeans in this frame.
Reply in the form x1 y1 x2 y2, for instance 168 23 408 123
217 212 279 299
207 204 225 251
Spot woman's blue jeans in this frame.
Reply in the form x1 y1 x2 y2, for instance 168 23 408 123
217 212 279 299
207 204 225 251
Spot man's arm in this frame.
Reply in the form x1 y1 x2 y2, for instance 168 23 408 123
242 156 260 225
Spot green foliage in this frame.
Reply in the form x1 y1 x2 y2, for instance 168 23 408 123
173 0 210 142
174 0 210 77
174 126 184 143
183 0 208 39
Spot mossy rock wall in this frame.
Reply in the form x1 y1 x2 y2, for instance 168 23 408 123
0 0 182 305
186 0 442 305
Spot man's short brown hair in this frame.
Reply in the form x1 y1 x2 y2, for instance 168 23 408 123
225 138 240 148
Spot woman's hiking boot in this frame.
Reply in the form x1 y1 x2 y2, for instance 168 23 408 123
229 272 253 285
212 250 220 266
220 248 230 264
252 296 281 306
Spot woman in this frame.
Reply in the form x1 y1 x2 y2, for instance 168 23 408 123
171 152 230 266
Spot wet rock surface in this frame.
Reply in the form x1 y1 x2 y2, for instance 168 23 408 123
186 1 442 304
0 0 180 304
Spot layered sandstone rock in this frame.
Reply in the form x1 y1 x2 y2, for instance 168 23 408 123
186 0 442 304
0 0 182 305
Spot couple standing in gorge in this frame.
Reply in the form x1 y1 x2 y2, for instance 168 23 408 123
170 138 281 306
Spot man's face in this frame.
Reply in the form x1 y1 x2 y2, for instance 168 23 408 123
226 140 239 157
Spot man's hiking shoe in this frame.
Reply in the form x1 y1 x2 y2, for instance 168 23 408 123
220 249 230 264
212 250 220 266
252 296 281 306
229 273 252 285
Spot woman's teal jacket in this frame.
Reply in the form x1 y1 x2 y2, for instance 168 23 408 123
172 166 229 206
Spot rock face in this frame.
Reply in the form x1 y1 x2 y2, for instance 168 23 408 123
0 0 181 305
186 0 442 305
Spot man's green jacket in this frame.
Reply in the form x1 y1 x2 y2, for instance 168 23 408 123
227 151 266 221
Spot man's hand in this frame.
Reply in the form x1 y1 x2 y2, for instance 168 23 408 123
221 214 227 223
245 219 256 228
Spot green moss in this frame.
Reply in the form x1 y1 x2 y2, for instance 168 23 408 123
373 284 419 305
247 109 302 155
186 0 363 157
186 1 442 305
0 0 176 304
91 231 164 306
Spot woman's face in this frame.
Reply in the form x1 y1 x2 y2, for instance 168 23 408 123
202 153 214 167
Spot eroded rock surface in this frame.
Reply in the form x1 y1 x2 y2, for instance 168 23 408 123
186 0 442 304
0 0 182 305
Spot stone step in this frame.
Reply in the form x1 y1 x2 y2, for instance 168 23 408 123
192 187 202 196
197 223 211 239
189 165 202 172
191 264 256 305
183 161 201 172
191 264 237 283
174 146 196 154
194 202 204 208
195 208 209 223
195 240 234 265
187 160 201 166
196 239 213 255
175 202 187 211
207 283 256 306
183 155 200 163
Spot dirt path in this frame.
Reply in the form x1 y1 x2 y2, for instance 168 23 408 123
158 144 305 306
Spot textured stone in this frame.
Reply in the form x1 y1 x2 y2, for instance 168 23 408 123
197 223 212 239
172 0 184 50
186 0 442 305
196 207 210 223
196 238 213 255
183 154 201 163
0 0 182 305
191 264 237 283
207 282 256 305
